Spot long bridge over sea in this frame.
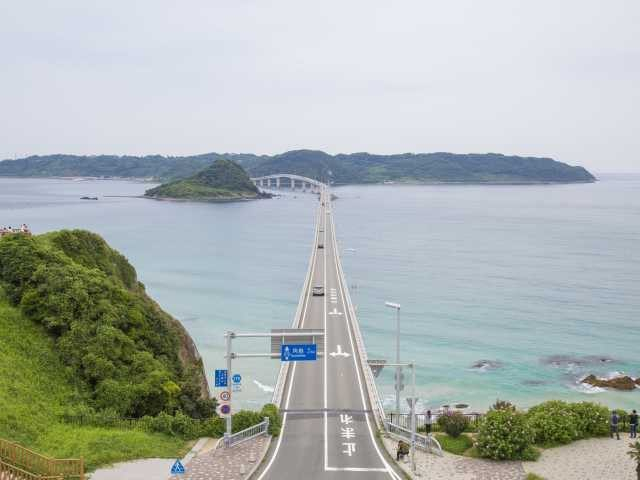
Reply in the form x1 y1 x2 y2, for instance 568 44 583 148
223 179 440 479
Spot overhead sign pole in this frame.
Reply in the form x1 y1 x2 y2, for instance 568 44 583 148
221 329 324 447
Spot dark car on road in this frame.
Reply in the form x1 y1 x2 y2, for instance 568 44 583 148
312 286 324 296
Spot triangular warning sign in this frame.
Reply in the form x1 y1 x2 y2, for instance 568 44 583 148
170 459 185 474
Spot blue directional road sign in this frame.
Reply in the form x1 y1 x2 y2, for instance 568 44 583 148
170 459 185 475
214 369 228 388
232 374 242 384
281 344 317 362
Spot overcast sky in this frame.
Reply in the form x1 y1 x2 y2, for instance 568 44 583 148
1 1 638 172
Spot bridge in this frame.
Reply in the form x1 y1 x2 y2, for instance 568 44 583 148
253 188 403 479
251 174 325 193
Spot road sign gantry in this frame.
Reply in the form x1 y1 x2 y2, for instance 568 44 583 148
222 329 325 446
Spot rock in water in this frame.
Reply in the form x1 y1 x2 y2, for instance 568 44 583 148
582 374 638 391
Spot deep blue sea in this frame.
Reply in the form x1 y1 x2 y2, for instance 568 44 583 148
1 175 638 412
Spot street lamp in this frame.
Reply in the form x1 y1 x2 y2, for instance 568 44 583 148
385 301 401 416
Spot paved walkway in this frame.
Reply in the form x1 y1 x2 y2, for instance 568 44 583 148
384 435 638 480
382 437 525 480
524 436 636 480
90 435 269 480
169 436 269 480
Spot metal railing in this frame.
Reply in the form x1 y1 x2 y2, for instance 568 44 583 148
272 203 322 407
330 209 388 430
386 412 484 432
0 440 83 480
224 418 270 448
384 421 443 457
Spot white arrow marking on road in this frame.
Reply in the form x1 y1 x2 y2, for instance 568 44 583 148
328 308 343 316
329 345 351 358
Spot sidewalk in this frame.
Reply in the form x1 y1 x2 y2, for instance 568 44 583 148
91 435 270 480
169 436 269 480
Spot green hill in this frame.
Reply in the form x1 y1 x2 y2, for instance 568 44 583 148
1 150 595 184
145 159 265 200
0 286 190 471
0 230 213 419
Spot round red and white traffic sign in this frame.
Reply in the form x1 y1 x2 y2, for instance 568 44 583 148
220 391 231 402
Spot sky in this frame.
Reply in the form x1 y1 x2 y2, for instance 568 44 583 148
1 1 639 173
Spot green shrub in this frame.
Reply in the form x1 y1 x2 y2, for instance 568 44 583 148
476 409 535 460
231 410 263 433
527 400 578 446
491 399 516 411
260 404 282 436
437 411 469 438
568 402 609 438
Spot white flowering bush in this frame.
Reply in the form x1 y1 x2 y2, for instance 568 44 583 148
476 409 536 460
569 402 609 438
527 400 578 445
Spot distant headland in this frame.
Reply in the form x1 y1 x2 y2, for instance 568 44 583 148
0 150 596 185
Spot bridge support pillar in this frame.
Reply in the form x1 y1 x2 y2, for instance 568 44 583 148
276 177 281 189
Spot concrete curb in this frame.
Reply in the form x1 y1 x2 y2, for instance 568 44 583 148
245 435 272 479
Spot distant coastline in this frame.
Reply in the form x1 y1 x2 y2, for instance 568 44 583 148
0 150 596 185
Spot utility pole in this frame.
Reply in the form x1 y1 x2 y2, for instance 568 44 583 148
385 302 401 416
224 331 233 445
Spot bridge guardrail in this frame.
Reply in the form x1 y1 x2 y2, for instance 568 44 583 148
330 210 387 431
224 418 270 448
384 421 443 457
271 203 322 407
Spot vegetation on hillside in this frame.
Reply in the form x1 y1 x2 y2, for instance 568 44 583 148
0 150 596 184
145 159 264 200
0 292 190 470
0 230 214 419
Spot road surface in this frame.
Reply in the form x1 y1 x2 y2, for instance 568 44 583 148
256 190 401 479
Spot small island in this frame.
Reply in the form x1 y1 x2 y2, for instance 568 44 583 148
144 159 269 201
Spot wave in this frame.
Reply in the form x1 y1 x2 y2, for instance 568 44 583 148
253 379 275 393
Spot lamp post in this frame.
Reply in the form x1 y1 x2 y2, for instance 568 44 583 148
385 301 401 416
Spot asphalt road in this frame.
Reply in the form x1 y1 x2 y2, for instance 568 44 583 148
257 190 401 479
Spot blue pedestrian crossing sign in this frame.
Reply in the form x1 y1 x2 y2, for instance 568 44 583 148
214 369 228 388
170 459 185 475
232 374 242 384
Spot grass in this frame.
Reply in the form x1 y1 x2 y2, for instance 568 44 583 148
526 474 546 480
0 295 190 471
434 433 474 455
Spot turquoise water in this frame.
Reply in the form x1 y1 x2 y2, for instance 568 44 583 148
1 176 638 412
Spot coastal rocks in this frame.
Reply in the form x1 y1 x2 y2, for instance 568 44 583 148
541 355 615 369
581 374 638 391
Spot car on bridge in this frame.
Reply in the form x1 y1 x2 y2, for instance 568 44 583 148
317 243 324 249
312 286 324 296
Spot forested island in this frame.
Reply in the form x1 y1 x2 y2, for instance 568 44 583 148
0 150 596 184
145 159 267 201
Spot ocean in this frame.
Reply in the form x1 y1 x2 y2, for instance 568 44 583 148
0 175 638 413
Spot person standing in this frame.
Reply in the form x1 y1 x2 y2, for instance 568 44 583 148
630 410 638 439
424 410 432 435
610 411 620 440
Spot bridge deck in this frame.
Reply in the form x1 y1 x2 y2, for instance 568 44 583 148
256 190 400 480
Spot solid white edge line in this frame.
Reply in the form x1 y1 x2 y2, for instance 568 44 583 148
323 190 329 470
257 198 321 480
330 203 402 480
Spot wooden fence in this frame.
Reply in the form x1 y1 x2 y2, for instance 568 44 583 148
0 440 83 480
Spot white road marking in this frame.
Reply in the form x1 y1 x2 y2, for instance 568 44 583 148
328 308 343 316
330 208 402 480
257 202 322 480
329 345 351 358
